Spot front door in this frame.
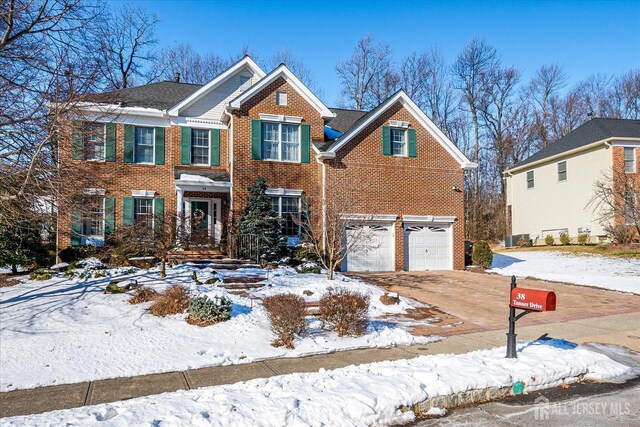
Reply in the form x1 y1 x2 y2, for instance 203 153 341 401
183 198 221 244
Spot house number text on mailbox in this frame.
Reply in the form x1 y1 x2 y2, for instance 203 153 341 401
510 288 556 312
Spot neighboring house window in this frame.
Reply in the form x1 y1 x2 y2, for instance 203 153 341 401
526 170 534 189
84 123 105 161
390 128 407 156
557 161 567 181
134 198 154 229
81 197 104 237
276 91 288 106
191 129 209 165
261 122 299 162
134 127 154 163
270 196 300 237
624 147 636 173
625 191 637 225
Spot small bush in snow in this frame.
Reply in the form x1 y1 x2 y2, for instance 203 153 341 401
290 244 321 266
604 224 635 244
188 295 232 326
148 285 190 317
129 286 159 304
472 240 493 269
319 289 369 337
545 235 555 246
262 294 307 349
577 233 590 245
559 233 571 245
295 262 321 274
29 269 52 281
516 236 529 247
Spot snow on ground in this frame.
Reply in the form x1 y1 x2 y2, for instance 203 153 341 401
3 339 634 427
0 263 434 392
489 251 640 294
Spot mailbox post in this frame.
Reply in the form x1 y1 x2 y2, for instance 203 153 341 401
506 276 556 358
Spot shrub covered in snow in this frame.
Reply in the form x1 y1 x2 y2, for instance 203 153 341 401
262 294 307 349
148 285 190 317
28 269 52 281
319 289 370 337
295 262 321 274
545 235 555 246
188 295 232 326
559 233 571 245
290 244 321 266
129 286 159 304
472 240 493 268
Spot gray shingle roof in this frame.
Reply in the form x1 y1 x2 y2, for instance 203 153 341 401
325 108 368 134
88 81 203 110
514 118 640 169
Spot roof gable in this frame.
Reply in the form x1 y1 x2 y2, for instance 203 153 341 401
167 56 265 116
229 64 334 119
323 91 476 170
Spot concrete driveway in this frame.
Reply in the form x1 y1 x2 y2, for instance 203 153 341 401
349 270 640 350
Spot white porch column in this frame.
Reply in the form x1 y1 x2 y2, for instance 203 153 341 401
176 188 184 227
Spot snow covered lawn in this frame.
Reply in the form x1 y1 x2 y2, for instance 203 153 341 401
0 262 433 392
3 339 634 426
489 251 640 294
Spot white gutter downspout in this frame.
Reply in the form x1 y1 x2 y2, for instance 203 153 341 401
224 108 234 215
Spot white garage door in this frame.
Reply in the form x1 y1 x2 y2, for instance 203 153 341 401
344 224 394 272
405 225 452 271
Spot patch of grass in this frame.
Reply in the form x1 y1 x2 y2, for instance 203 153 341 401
129 286 159 304
148 285 190 317
497 244 640 259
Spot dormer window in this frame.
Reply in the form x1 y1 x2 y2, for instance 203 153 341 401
276 91 288 106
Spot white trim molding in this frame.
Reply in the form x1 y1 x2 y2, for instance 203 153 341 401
167 56 265 116
265 188 304 197
131 190 156 198
259 113 303 124
389 120 409 128
403 215 457 224
83 188 106 196
174 180 232 193
321 90 476 170
171 117 227 129
229 64 334 119
340 214 398 223
610 139 640 147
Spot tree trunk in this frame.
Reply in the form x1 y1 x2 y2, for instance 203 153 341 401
11 264 18 274
159 257 166 279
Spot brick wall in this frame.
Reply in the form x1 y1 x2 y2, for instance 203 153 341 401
326 102 466 270
612 145 640 235
231 77 324 231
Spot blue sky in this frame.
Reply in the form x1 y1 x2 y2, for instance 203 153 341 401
116 0 640 105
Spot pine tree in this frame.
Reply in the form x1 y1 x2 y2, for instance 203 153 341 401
0 223 48 273
236 177 285 260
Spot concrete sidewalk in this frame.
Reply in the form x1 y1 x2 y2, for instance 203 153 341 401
1 311 638 419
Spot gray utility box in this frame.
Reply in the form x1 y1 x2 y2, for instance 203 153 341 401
505 234 530 248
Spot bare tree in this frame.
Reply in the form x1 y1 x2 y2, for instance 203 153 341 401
336 34 393 110
269 48 321 95
95 3 159 89
0 0 104 229
154 43 229 84
527 64 567 148
296 190 378 281
589 168 639 239
611 69 640 119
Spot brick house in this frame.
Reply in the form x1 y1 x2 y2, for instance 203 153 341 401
505 118 640 244
58 56 476 271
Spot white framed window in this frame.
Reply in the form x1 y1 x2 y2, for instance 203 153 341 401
81 197 104 237
270 196 301 237
526 170 534 189
261 122 300 162
624 147 636 173
557 161 567 182
390 128 407 156
276 91 288 106
191 129 209 165
84 123 106 161
134 126 154 164
133 198 154 230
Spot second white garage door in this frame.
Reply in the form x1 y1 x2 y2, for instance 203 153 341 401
405 225 452 270
343 224 394 272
